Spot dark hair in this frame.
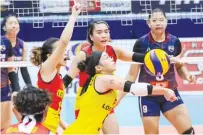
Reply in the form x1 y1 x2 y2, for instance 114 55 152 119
1 13 19 31
78 51 103 95
30 38 58 66
13 86 52 122
87 21 110 45
148 8 167 19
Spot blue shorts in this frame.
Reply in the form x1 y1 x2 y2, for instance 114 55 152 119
1 85 11 102
138 89 183 117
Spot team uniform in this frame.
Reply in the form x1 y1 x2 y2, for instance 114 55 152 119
37 72 65 133
0 36 13 102
5 36 32 86
10 36 24 61
63 74 117 134
133 32 183 116
1 123 52 134
75 44 117 118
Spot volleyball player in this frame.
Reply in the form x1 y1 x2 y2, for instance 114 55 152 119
63 51 177 134
2 13 32 122
2 13 32 87
1 86 53 134
70 21 147 134
30 3 82 133
0 36 19 130
119 8 196 134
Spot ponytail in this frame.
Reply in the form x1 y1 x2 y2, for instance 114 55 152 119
30 47 42 66
77 51 103 96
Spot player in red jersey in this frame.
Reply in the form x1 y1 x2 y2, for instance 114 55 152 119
1 86 53 134
30 3 82 133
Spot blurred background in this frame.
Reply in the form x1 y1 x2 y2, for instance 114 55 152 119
1 0 203 133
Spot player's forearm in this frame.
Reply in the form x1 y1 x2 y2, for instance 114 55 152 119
117 74 136 101
59 120 67 130
20 67 32 85
151 86 169 95
176 65 190 80
59 15 77 46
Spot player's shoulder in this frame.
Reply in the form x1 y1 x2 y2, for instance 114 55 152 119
81 42 91 50
1 36 10 43
138 33 149 41
167 32 179 41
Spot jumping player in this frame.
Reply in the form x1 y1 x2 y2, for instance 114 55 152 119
30 3 82 133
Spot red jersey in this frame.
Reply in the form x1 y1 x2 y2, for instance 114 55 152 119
1 123 51 134
79 44 117 87
37 71 65 111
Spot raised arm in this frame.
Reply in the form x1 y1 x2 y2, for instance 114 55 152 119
42 4 82 73
63 56 81 87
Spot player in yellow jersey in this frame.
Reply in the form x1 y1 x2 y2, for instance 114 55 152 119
63 51 177 134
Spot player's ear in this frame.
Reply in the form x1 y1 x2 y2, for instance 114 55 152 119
95 65 102 72
3 26 7 32
147 20 151 28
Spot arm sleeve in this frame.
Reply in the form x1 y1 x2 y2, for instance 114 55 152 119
20 67 32 86
131 39 145 63
8 72 20 92
63 74 73 88
8 41 13 57
133 39 142 53
175 38 182 56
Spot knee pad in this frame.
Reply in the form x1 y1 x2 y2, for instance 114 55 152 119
182 127 195 134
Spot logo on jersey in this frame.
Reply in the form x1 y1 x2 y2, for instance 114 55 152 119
102 104 112 111
19 48 23 55
0 45 6 51
168 45 174 52
146 47 151 52
150 81 169 88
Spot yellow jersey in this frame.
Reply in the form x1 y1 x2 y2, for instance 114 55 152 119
63 74 117 134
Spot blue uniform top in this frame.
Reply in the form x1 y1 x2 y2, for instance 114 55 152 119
1 36 13 87
133 32 182 90
3 36 24 61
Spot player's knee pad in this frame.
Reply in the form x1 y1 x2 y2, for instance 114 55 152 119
182 127 195 134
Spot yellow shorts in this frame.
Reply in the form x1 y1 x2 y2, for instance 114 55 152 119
42 107 60 133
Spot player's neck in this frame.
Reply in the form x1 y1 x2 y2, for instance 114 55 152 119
151 31 165 42
56 65 61 73
100 71 112 75
5 34 17 45
92 44 106 52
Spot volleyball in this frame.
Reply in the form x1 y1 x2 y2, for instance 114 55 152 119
144 49 170 76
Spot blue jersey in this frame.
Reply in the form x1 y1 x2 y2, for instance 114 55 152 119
0 36 13 87
2 36 24 61
133 32 182 90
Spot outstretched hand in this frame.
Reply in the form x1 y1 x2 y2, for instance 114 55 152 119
71 1 84 17
164 89 177 102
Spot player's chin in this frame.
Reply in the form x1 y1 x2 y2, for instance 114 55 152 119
100 42 108 46
154 29 164 34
